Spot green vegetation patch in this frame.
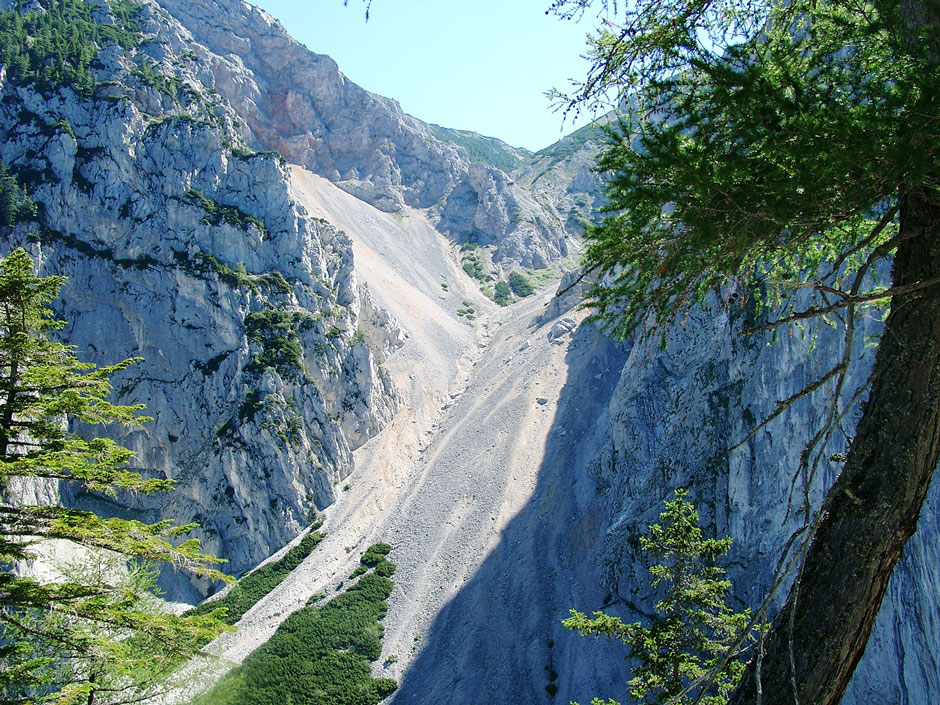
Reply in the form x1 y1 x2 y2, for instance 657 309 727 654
188 252 292 295
456 301 476 321
532 120 609 165
195 543 398 705
493 280 513 306
186 188 268 237
244 308 310 379
461 247 494 283
429 124 529 173
0 0 143 97
527 265 564 288
131 57 182 98
508 271 536 298
188 523 325 626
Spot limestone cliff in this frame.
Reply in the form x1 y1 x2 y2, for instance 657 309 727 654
590 298 940 704
153 0 576 270
0 0 400 597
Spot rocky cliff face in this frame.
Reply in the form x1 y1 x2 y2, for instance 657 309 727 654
589 296 940 703
512 119 609 239
153 0 576 270
0 0 399 597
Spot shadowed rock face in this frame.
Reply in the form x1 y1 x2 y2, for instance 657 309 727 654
584 301 939 705
383 318 632 705
155 0 576 270
386 293 938 705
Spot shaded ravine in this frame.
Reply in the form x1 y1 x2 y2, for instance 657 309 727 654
381 315 629 705
164 167 938 705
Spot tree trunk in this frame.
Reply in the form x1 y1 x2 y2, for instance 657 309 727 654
730 184 940 705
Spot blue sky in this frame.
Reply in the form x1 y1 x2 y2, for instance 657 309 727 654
249 0 598 152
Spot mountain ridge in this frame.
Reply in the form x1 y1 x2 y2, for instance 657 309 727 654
1 2 936 704
154 0 605 270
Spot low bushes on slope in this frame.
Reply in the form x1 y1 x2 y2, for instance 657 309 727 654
188 522 325 626
508 271 536 298
194 543 397 705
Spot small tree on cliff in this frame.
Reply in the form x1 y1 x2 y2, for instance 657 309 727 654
565 490 752 705
548 1 940 703
0 248 228 705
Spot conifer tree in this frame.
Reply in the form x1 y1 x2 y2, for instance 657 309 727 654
548 1 940 702
0 248 228 705
565 490 751 705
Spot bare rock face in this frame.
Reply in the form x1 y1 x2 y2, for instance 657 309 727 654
512 120 610 239
0 0 400 598
590 298 940 704
153 0 575 270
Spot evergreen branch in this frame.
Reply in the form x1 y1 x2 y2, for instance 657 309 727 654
740 276 940 335
821 202 900 280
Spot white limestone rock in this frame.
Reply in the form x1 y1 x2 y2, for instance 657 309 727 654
0 0 401 598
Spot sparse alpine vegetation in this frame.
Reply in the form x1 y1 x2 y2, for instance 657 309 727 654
508 271 536 298
429 124 530 173
460 244 493 283
0 0 143 98
493 280 513 306
186 188 268 237
187 521 326 626
244 308 309 380
194 543 398 705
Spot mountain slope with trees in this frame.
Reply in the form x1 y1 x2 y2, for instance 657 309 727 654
0 0 401 596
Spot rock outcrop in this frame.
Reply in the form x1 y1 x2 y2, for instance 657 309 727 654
512 119 609 239
0 0 400 597
153 0 576 270
590 296 940 704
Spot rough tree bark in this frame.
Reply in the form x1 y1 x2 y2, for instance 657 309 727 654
730 187 940 705
729 2 940 703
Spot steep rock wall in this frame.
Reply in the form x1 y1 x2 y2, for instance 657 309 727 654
0 0 400 598
591 299 939 703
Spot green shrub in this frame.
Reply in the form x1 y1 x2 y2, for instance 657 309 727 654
508 271 536 297
186 188 268 237
494 280 513 306
189 254 293 296
374 561 396 578
461 251 494 283
193 252 253 289
195 544 398 705
360 543 392 567
188 525 325 626
244 309 305 379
